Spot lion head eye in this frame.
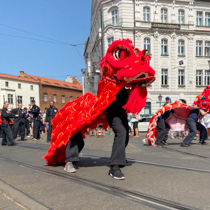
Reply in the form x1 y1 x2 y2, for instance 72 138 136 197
113 49 129 61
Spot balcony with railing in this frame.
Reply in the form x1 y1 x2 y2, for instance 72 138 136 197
102 18 123 30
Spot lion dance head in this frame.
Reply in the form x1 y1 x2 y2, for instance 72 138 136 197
100 39 156 114
194 86 210 112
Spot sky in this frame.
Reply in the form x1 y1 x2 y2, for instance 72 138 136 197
0 0 92 82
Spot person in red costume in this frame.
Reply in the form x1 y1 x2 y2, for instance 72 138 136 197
43 39 156 180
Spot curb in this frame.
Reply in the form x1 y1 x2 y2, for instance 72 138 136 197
0 179 49 210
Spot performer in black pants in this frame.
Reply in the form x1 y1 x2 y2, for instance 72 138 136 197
1 101 18 146
181 109 207 146
64 88 129 180
155 110 174 146
12 103 25 141
45 101 58 142
23 107 30 137
29 100 40 140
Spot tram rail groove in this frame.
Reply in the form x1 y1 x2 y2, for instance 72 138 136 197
14 144 210 174
80 153 210 174
162 147 210 160
0 155 197 210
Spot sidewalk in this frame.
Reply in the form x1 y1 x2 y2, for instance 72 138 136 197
0 189 25 210
0 180 49 210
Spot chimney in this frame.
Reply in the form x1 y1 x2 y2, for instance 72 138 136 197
20 71 25 78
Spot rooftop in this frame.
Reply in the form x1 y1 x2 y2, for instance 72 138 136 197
0 73 38 83
28 75 83 91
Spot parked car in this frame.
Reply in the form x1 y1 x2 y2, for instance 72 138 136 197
138 114 153 132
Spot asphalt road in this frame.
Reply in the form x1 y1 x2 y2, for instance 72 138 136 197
0 133 210 210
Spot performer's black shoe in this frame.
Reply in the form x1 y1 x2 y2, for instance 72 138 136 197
199 141 207 145
154 144 163 147
180 143 190 147
8 143 17 146
109 166 125 180
161 140 168 145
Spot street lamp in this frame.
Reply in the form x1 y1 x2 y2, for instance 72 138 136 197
158 94 163 107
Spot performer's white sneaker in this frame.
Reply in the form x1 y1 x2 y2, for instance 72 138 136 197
64 162 76 173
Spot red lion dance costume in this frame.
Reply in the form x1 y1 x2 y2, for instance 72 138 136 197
43 39 156 165
143 86 210 146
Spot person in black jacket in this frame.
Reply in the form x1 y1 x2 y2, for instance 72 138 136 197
12 103 25 141
29 100 40 140
1 101 18 146
23 107 30 137
45 101 58 142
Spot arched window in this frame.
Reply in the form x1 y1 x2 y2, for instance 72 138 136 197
178 40 185 56
143 7 150 22
161 8 167 23
161 39 168 55
178 10 185 24
144 38 151 54
112 9 118 25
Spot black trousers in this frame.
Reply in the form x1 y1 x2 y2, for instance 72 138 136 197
33 118 40 139
106 114 129 167
155 119 169 145
65 132 84 163
13 121 25 140
183 117 207 145
47 119 53 142
25 121 30 136
2 122 14 145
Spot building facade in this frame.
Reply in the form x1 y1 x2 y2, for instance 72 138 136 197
0 73 40 109
84 0 210 114
20 72 83 111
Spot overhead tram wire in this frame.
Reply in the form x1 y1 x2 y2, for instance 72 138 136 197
0 23 85 47
0 33 72 45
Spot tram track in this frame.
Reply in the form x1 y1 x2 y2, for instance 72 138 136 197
0 155 197 210
14 144 210 174
162 146 210 161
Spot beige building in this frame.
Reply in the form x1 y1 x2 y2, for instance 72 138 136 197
84 0 210 114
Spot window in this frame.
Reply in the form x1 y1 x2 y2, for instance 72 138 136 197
70 96 73 102
205 41 210 57
196 41 203 56
30 85 33 90
112 9 118 25
62 95 65 103
44 81 51 84
5 81 8 87
108 37 114 47
144 38 151 54
18 83 21 89
205 70 210 85
55 83 61 86
178 69 185 86
205 13 210 26
17 96 22 103
196 70 203 86
161 69 168 86
144 102 151 114
44 93 48 102
178 40 185 56
53 94 57 102
143 7 150 22
161 39 168 55
30 97 34 105
161 8 167 23
196 12 203 26
178 10 185 24
8 94 13 104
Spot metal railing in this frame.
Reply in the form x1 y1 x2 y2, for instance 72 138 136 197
102 18 123 30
